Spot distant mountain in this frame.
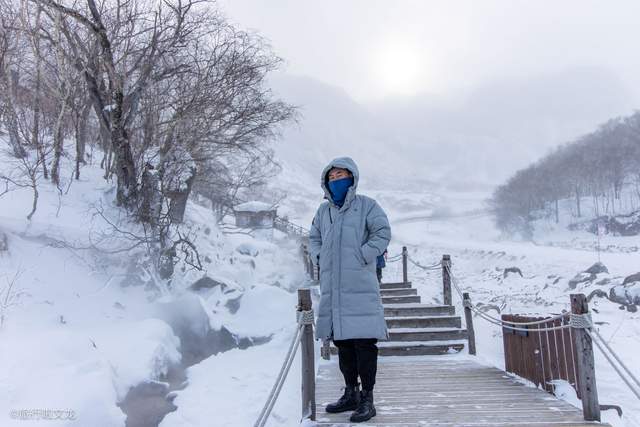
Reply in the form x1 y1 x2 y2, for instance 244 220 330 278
268 66 636 205
268 73 408 189
371 66 636 185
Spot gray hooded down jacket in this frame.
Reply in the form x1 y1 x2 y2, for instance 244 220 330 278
309 157 391 341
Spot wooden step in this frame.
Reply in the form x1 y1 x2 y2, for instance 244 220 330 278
384 303 455 317
380 288 418 297
382 295 421 304
330 341 465 356
380 281 412 289
386 315 462 329
388 327 468 342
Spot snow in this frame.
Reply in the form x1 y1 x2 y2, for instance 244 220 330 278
2 129 640 427
0 145 305 426
161 328 318 427
375 189 640 427
220 285 296 337
234 201 275 213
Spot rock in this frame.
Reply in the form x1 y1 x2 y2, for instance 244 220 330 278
189 276 228 292
0 231 7 252
224 295 242 314
610 279 640 306
570 211 640 236
503 267 523 278
585 262 609 275
236 242 259 257
568 272 595 289
622 272 640 286
587 289 608 302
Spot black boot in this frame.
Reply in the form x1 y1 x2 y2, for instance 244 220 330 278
325 385 360 413
349 390 376 422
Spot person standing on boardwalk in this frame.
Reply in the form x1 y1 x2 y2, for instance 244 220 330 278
309 157 391 423
376 249 388 283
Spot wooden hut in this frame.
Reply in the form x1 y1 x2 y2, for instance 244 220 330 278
233 201 277 229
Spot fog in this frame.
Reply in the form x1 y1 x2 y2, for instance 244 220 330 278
220 0 640 186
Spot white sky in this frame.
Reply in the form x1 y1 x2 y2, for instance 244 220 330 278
219 0 640 103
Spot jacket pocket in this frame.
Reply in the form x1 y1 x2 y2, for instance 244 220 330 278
355 245 367 266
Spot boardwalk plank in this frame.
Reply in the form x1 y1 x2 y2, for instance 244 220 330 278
314 358 610 427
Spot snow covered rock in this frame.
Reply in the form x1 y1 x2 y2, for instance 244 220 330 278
568 262 609 289
0 230 7 252
189 276 229 292
503 266 523 278
622 272 640 286
236 242 260 257
590 211 640 236
585 262 609 275
610 272 640 306
568 272 595 289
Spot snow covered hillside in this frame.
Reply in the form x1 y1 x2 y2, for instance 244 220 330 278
0 149 306 426
384 190 640 427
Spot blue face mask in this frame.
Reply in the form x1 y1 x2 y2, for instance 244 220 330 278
328 177 354 207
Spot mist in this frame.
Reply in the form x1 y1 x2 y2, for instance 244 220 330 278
221 0 640 187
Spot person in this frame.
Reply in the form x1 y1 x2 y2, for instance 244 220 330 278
309 157 391 423
376 249 388 283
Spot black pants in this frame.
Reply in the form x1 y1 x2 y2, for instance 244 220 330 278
333 338 378 391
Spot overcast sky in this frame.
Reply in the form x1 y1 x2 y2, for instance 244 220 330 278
220 0 640 104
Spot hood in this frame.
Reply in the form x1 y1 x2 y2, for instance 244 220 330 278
320 157 360 208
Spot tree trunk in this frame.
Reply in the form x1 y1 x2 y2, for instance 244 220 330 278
50 96 68 186
4 69 27 158
167 167 197 224
111 89 138 207
575 185 581 217
75 98 91 179
139 163 161 225
31 4 48 178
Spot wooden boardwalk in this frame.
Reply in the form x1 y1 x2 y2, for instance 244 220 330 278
295 254 611 427
315 357 607 426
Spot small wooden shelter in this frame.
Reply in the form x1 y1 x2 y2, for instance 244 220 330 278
233 201 277 229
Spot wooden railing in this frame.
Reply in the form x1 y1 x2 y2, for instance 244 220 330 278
294 252 615 425
501 294 601 421
502 313 579 397
274 216 309 238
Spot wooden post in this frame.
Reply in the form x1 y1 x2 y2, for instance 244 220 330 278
308 256 314 280
441 254 452 306
302 246 309 275
298 289 316 421
571 293 600 422
463 292 476 355
402 246 408 284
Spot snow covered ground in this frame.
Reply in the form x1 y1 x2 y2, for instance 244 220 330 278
0 150 306 426
1 142 638 427
382 189 640 427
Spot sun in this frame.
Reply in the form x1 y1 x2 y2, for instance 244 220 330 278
372 42 423 96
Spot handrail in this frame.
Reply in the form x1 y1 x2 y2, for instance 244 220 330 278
437 255 640 422
273 216 309 238
253 289 316 426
